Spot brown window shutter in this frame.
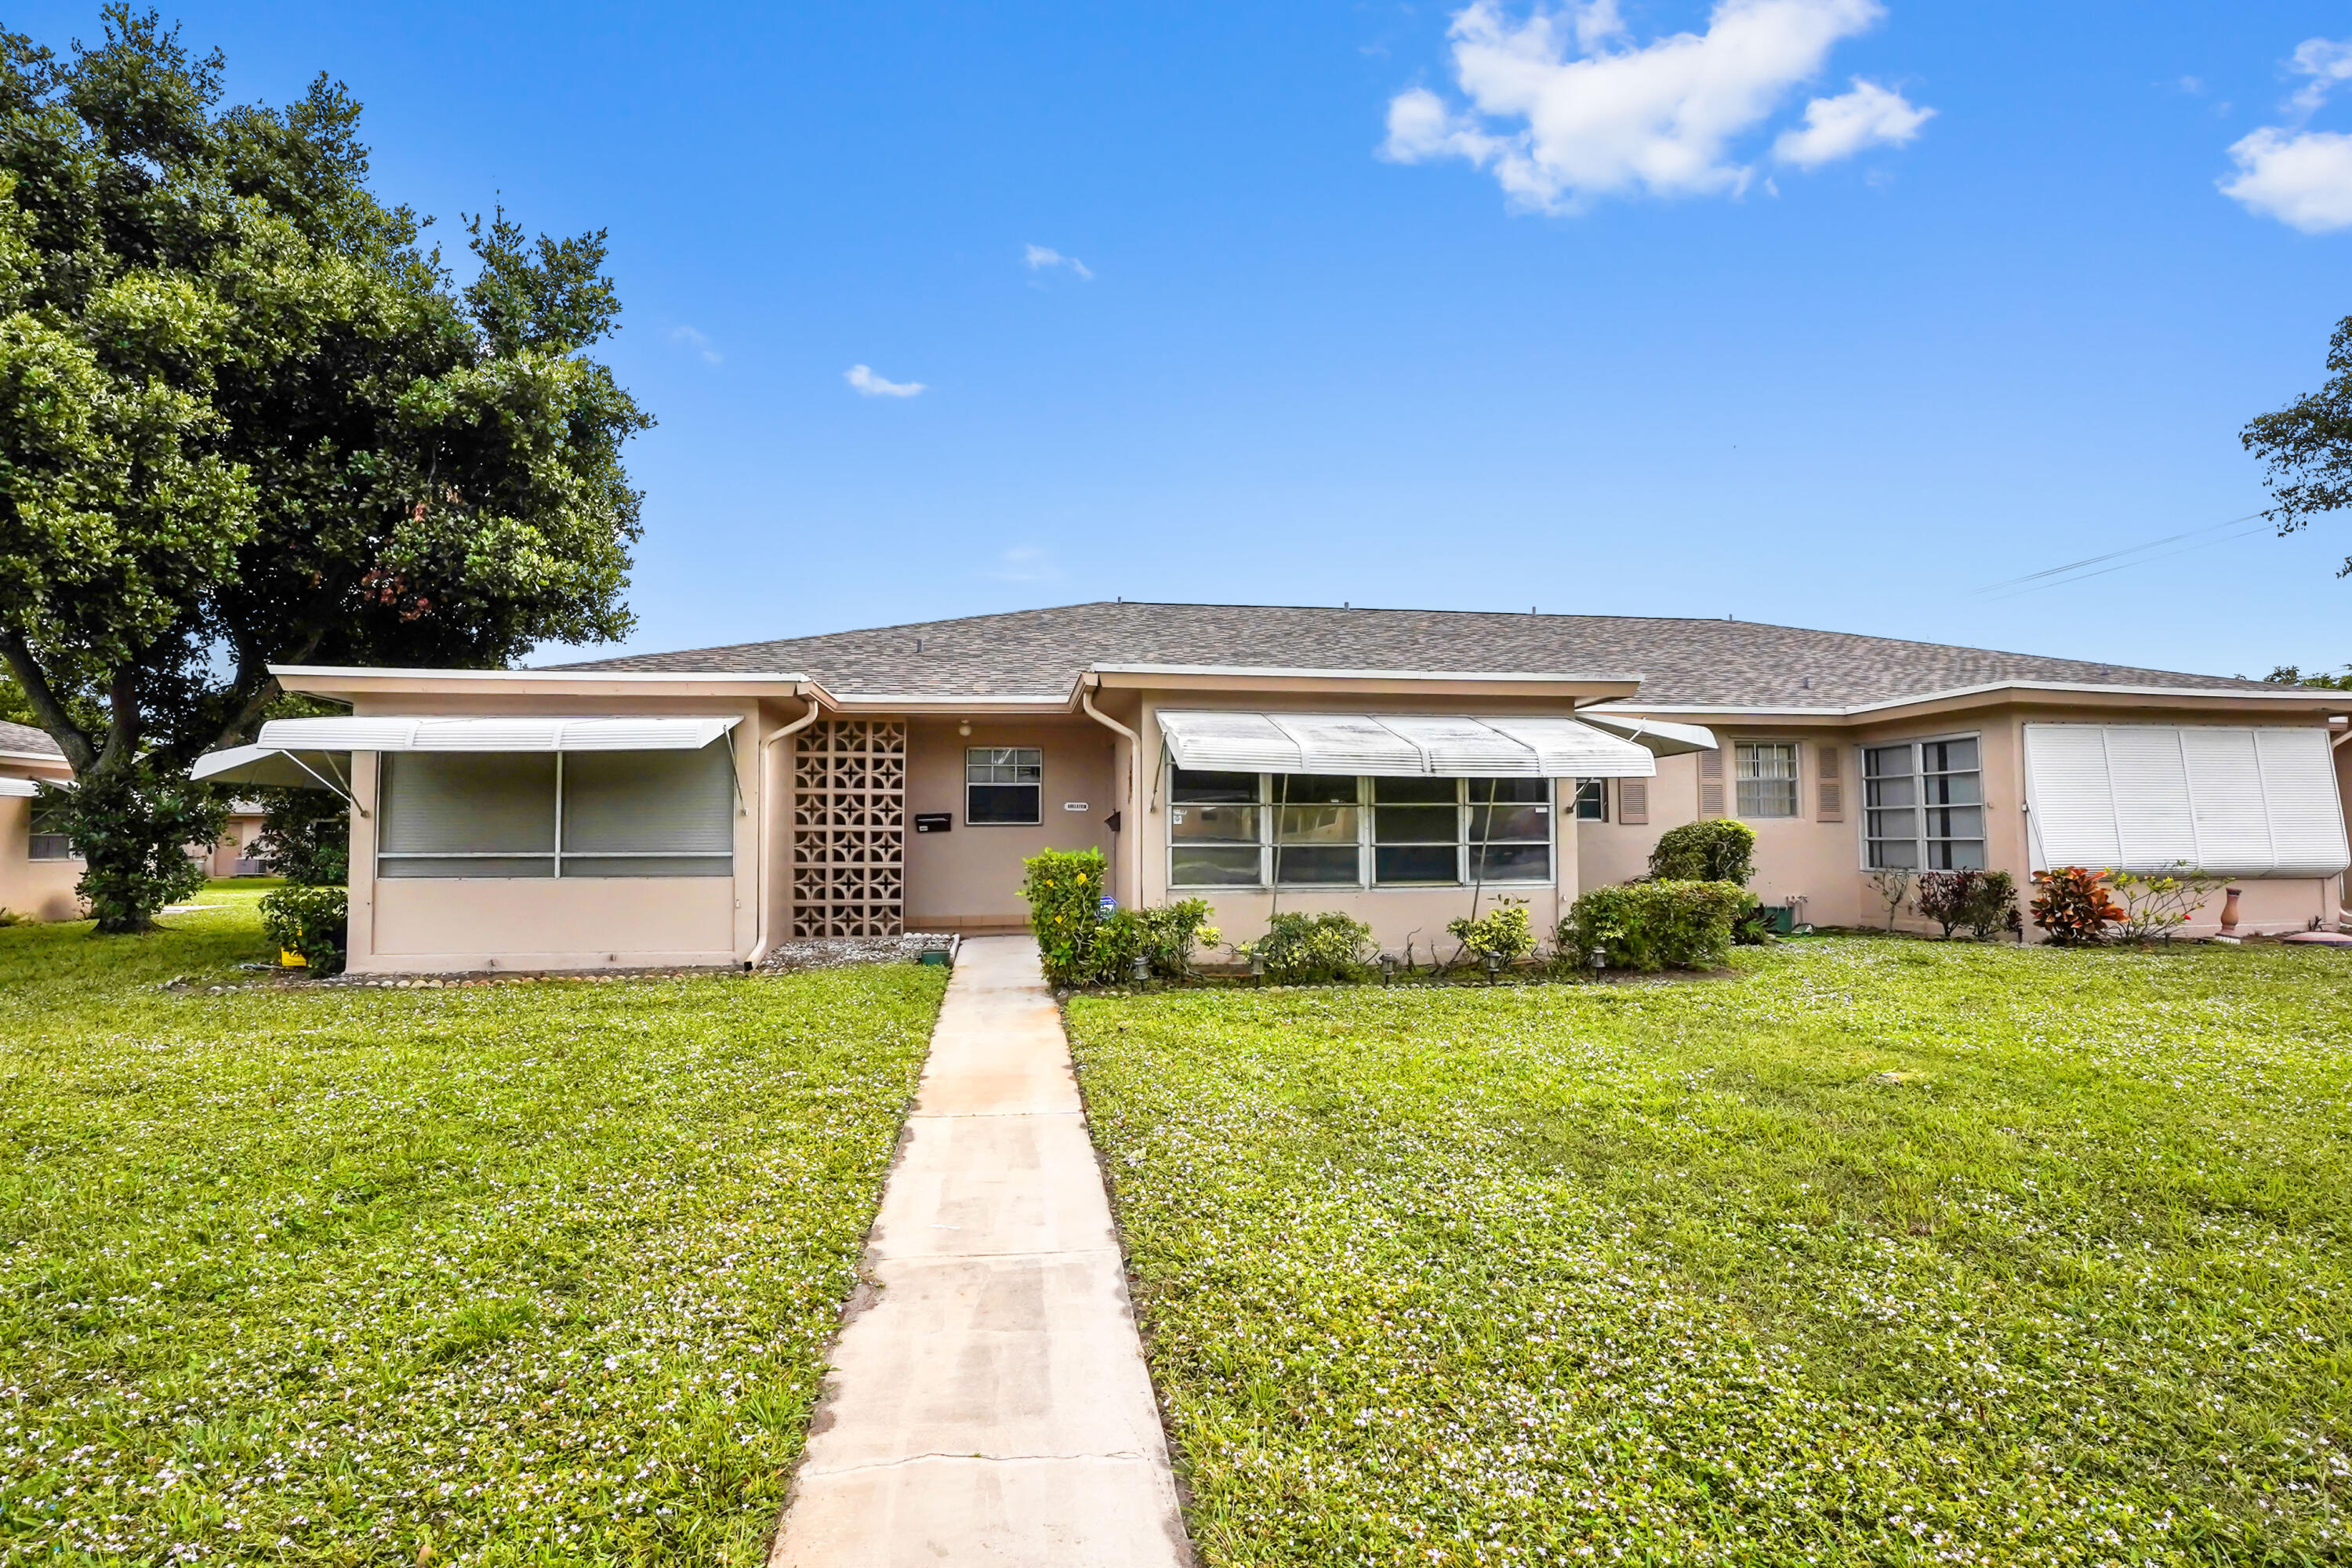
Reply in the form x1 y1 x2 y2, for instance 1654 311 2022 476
1618 777 1648 825
1816 743 1844 822
1698 747 1725 818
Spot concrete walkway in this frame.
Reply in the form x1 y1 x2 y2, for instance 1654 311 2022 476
770 935 1192 1567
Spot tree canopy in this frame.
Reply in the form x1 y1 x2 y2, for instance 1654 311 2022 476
2243 312 2352 580
0 8 649 928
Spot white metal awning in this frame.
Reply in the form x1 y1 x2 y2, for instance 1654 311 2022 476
0 777 40 797
1573 711 1722 759
189 715 744 790
1155 711 1660 777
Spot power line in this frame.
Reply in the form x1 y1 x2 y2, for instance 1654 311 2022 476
1973 511 2267 596
1980 520 2275 602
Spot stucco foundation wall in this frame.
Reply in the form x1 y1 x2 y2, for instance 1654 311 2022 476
0 796 85 921
1185 884 1567 963
902 720 1115 933
359 877 738 971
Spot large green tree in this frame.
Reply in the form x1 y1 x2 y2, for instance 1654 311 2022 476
2243 312 2352 579
0 9 649 931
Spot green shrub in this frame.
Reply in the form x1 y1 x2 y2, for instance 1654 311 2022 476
1448 902 1536 968
1646 818 1757 886
1241 911 1375 983
1559 880 1751 972
1092 900 1220 983
1916 869 2024 941
1020 848 1110 987
260 884 347 971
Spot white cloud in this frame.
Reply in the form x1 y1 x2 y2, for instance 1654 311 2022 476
2220 37 2352 232
844 364 927 398
1023 244 1094 280
2286 36 2352 115
2220 128 2352 232
668 325 721 365
986 546 1061 583
1382 0 1926 212
1772 77 1931 167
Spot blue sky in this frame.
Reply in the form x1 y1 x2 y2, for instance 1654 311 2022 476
20 0 2352 677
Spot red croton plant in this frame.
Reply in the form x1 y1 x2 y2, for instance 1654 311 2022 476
2029 866 2126 945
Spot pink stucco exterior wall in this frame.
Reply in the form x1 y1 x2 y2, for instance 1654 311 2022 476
903 719 1116 934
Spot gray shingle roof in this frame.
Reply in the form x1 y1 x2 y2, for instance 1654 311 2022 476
0 718 62 757
551 601 2276 708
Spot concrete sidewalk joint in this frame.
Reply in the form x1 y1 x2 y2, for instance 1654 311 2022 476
769 935 1192 1567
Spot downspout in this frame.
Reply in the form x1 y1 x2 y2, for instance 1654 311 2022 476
1080 675 1142 908
746 684 825 968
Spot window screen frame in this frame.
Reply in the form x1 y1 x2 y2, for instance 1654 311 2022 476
374 746 739 880
1860 732 1985 872
1571 779 1607 822
1166 766 1557 891
1733 741 1800 819
965 746 1044 827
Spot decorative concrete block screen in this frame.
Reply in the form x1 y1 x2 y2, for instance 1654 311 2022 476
792 719 907 936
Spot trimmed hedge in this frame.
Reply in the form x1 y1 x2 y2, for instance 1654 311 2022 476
1021 849 1111 987
1646 818 1757 886
1559 880 1751 972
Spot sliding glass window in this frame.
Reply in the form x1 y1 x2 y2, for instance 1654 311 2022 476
1168 771 1555 890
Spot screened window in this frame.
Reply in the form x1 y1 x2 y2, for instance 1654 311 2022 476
1735 742 1799 818
966 747 1042 826
1168 771 1554 889
1864 737 1982 870
377 747 734 879
1469 778 1552 883
1373 777 1457 885
1572 779 1607 821
1272 774 1360 885
27 798 75 862
1168 768 1263 886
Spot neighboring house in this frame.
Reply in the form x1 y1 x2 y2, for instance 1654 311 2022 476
203 803 270 878
0 718 266 920
187 602 2352 974
0 719 82 922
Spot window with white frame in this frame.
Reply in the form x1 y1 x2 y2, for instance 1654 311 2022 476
1170 770 1554 888
1572 779 1607 822
376 748 735 879
28 797 75 861
965 746 1042 826
1863 736 1984 869
1735 742 1799 818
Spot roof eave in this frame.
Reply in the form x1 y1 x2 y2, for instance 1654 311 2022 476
271 664 825 701
1084 662 1644 702
1596 680 2351 723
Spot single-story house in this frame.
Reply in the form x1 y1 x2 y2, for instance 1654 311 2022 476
1 720 270 918
0 718 80 921
180 602 2352 974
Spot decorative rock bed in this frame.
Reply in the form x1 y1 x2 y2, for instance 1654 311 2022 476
760 934 957 973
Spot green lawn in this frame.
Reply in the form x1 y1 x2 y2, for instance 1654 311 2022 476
0 888 945 1566
1068 938 2352 1567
